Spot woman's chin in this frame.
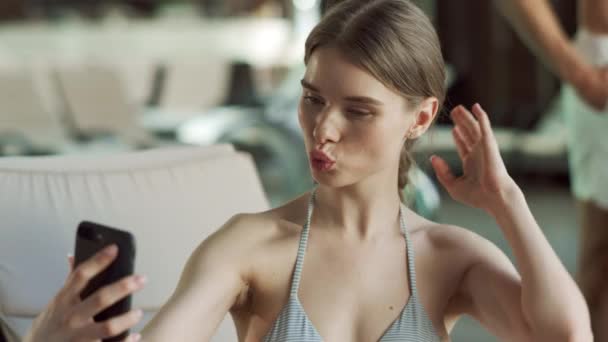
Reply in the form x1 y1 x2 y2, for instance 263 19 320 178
311 168 353 188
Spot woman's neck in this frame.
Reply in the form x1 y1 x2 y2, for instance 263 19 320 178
312 182 403 241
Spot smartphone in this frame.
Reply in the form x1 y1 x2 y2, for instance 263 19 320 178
74 221 136 342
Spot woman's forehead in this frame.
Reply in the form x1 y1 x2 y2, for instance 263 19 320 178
304 47 404 103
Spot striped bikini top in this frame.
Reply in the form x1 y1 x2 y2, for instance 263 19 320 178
263 187 441 342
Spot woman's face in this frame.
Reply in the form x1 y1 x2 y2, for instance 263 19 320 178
299 46 416 187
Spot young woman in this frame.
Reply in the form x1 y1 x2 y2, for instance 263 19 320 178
24 0 592 341
138 1 591 341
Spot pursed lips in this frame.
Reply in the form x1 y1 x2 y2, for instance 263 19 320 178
310 150 335 163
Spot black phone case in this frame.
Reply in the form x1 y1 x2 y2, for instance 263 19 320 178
74 221 136 342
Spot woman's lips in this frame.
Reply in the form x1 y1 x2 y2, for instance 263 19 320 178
310 150 336 172
310 150 335 163
311 158 335 172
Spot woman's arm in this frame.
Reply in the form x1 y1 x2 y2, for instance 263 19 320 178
446 185 592 341
489 180 590 340
494 0 608 110
140 214 255 341
431 104 592 341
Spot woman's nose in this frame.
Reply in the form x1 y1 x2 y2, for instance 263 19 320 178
313 110 340 144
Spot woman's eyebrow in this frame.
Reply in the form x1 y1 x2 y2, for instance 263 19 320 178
300 79 384 106
343 96 384 106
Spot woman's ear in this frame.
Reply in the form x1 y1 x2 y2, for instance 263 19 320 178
406 97 439 139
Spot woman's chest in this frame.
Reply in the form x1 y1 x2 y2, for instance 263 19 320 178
234 232 465 341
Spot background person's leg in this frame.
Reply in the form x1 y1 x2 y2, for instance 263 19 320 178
576 200 608 341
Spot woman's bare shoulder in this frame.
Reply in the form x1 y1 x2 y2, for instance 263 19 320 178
408 214 495 265
179 194 310 306
203 192 311 253
410 217 506 312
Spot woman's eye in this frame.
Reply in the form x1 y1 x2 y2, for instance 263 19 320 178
303 96 324 105
347 109 372 117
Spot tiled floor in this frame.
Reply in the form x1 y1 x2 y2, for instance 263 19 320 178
437 176 580 341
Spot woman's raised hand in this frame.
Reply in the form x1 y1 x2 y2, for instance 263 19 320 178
430 103 518 212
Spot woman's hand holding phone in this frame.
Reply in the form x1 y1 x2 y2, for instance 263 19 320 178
23 245 146 342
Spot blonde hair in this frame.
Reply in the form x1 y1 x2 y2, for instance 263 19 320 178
305 0 446 200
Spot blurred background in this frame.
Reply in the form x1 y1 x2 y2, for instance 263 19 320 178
0 0 581 340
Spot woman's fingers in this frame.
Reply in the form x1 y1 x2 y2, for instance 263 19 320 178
452 126 471 160
67 254 74 272
430 155 456 189
77 274 146 319
471 103 502 160
451 105 481 144
63 245 119 301
470 103 492 137
86 308 144 340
